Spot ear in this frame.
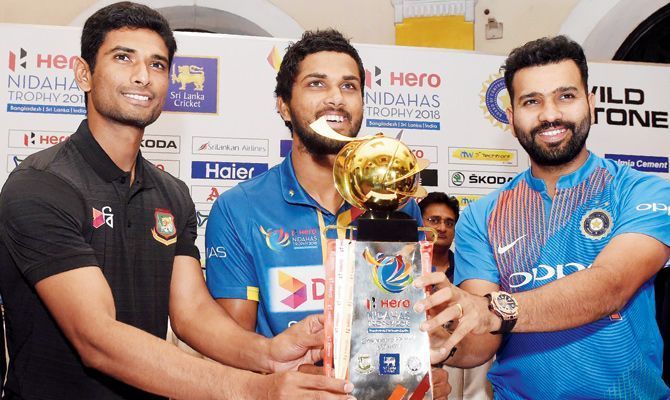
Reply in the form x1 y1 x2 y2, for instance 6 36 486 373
587 91 596 123
505 106 517 138
74 56 92 93
276 96 291 124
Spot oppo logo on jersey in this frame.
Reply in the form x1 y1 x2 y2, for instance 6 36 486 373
509 262 592 289
636 203 670 216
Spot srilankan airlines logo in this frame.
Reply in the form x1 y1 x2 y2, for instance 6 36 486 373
363 248 413 294
259 225 290 250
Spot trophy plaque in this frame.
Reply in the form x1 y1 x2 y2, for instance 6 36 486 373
313 117 435 400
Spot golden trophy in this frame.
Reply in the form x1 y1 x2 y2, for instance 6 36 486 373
312 117 435 400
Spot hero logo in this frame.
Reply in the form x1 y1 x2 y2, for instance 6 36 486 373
636 203 670 216
269 266 325 312
141 135 180 153
8 130 72 149
8 48 77 71
364 66 441 88
390 71 441 88
509 263 591 289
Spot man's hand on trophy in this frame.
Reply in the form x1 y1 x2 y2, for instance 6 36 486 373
431 366 451 400
268 314 325 372
260 371 355 400
413 272 499 361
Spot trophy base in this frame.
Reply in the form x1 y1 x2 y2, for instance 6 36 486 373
357 210 419 242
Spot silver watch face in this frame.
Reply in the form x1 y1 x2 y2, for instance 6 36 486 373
494 292 518 317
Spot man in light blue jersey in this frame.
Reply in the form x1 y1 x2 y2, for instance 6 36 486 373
205 29 448 398
416 36 670 399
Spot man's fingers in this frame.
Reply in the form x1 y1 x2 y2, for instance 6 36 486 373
298 373 354 394
431 367 451 400
414 285 455 313
298 364 324 375
420 302 461 332
413 271 450 288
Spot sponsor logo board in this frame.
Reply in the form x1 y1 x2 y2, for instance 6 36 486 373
8 129 70 149
192 136 269 157
605 153 669 173
191 185 233 203
191 161 268 180
141 135 180 153
449 170 515 189
448 147 518 166
147 159 180 177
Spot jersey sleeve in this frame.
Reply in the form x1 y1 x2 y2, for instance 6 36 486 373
205 187 259 301
453 199 500 286
175 182 201 260
0 169 98 286
613 170 670 247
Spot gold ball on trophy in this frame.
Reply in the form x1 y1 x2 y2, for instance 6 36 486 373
333 134 428 212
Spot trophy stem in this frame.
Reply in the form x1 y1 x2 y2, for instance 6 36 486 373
357 210 418 242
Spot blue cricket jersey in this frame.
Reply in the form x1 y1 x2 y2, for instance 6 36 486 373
455 152 670 399
206 152 422 337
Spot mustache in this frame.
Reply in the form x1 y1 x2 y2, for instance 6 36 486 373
531 120 576 136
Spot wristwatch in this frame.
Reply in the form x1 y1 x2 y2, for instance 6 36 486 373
485 291 519 334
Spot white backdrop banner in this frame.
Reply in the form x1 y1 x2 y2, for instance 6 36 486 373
2 24 669 258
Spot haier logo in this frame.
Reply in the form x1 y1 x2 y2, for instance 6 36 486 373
509 263 591 289
269 266 325 312
191 161 268 181
141 135 180 153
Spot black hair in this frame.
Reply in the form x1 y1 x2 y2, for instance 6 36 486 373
419 192 460 222
275 29 364 130
503 35 588 102
81 1 177 74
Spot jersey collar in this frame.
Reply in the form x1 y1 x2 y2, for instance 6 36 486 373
525 151 598 192
71 119 145 185
279 151 351 216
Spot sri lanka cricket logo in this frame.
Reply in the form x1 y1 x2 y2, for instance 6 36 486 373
363 248 413 293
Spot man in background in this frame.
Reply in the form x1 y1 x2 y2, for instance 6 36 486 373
420 192 493 400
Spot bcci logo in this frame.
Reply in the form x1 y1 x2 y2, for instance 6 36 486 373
363 249 413 294
164 56 218 114
580 209 612 240
259 225 290 250
480 73 510 131
152 208 177 246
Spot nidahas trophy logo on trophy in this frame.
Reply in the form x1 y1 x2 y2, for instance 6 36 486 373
311 117 436 400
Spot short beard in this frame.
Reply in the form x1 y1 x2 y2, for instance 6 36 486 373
291 110 362 156
515 113 591 166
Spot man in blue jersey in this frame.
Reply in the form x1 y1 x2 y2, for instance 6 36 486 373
416 36 670 399
206 29 449 398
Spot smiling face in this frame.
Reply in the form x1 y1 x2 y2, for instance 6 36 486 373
76 28 169 129
506 60 595 167
277 51 364 155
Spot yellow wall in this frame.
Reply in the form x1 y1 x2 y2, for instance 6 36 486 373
396 15 474 50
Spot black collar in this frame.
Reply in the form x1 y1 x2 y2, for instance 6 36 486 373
70 119 146 186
